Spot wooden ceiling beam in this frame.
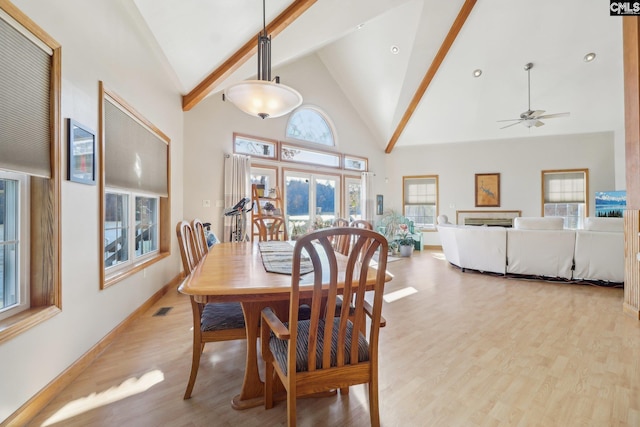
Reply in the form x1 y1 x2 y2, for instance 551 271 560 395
385 0 477 153
182 0 317 111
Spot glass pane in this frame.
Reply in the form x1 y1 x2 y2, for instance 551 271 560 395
104 193 129 267
286 108 334 146
315 178 337 227
234 135 276 158
344 156 367 171
0 177 19 311
544 203 585 229
404 205 436 228
281 145 340 168
285 176 310 237
135 196 158 257
347 181 362 221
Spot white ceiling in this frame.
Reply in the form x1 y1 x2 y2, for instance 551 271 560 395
130 0 624 150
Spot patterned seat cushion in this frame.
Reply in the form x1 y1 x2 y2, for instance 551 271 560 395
201 302 245 331
269 318 369 375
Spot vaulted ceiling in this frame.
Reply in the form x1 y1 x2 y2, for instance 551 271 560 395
130 0 624 151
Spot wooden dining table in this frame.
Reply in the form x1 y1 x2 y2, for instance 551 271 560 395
178 240 392 410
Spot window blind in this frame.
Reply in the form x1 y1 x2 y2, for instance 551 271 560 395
104 98 168 197
0 16 51 178
544 172 585 203
404 178 436 205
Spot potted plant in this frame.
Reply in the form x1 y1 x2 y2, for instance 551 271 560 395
397 224 414 257
378 209 404 242
263 202 276 215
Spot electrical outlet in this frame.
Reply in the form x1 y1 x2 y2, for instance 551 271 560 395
203 199 211 208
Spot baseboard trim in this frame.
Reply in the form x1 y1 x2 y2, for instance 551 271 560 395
2 273 183 427
423 245 442 250
623 302 640 319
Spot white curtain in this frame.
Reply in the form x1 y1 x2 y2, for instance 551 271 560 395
361 171 375 224
223 154 251 242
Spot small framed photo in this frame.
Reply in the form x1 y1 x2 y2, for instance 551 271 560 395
376 194 384 215
475 173 500 207
67 119 96 185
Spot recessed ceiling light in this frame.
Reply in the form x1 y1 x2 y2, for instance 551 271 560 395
584 52 596 62
390 45 399 55
356 23 365 30
473 69 482 77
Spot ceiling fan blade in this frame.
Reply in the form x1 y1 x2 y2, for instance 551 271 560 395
496 118 522 123
529 110 546 118
499 120 523 129
536 112 570 119
534 120 545 127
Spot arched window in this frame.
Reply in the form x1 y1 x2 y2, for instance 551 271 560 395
285 106 335 147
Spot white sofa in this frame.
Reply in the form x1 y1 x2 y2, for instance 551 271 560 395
437 216 624 283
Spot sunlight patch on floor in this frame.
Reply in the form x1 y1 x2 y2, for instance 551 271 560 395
431 253 447 261
41 370 165 426
383 286 417 303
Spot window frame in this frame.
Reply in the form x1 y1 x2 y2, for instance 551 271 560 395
0 3 61 345
402 175 439 231
285 105 337 147
99 82 170 288
541 168 589 229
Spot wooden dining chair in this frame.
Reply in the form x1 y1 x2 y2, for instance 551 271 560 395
176 220 246 400
191 218 209 261
331 218 351 255
261 227 388 427
254 216 288 241
350 219 373 230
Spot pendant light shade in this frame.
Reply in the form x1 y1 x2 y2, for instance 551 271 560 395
225 79 302 119
223 0 303 119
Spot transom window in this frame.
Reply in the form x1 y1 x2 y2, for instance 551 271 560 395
285 106 335 146
542 169 588 229
403 176 439 229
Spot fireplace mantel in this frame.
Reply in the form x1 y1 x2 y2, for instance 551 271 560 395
456 210 522 227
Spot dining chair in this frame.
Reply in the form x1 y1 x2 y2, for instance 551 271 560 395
261 227 388 427
191 218 209 261
350 219 373 230
254 216 288 241
331 218 351 255
176 220 246 400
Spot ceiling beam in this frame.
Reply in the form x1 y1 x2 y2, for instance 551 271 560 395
182 0 317 111
384 0 477 153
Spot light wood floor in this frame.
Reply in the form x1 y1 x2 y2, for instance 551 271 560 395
27 250 640 427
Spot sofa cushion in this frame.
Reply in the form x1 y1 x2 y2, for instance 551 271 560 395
584 217 623 232
513 217 564 230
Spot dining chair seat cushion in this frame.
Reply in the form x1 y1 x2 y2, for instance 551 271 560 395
269 318 369 375
201 302 246 331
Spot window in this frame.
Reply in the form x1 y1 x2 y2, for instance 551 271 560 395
284 171 341 234
100 82 170 287
0 3 61 344
403 176 439 229
281 144 341 168
0 172 28 321
234 133 277 159
344 176 362 221
542 169 588 229
285 107 335 146
104 191 158 271
344 155 367 171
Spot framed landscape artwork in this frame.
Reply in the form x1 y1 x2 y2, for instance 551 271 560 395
475 173 500 207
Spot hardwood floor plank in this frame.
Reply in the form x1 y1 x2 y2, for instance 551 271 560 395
25 250 640 426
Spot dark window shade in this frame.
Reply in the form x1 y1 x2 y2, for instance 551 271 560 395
104 99 168 197
0 16 51 178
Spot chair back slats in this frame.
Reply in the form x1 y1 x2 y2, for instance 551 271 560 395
191 218 208 261
255 216 288 241
176 220 199 274
349 219 373 230
331 218 351 255
289 227 387 374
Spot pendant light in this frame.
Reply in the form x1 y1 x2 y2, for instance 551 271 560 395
223 0 303 119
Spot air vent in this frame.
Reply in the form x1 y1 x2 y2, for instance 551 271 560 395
153 307 173 317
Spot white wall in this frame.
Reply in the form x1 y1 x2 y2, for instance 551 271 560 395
183 53 387 237
0 1 184 421
385 131 617 246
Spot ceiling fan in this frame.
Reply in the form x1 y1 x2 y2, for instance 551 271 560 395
497 62 570 129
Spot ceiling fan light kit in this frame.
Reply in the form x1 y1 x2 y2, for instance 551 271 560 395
223 0 303 119
497 62 570 129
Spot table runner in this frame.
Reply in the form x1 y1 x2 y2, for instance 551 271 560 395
258 241 314 275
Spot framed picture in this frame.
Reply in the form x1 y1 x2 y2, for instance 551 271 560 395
475 173 500 207
67 119 96 185
376 194 384 215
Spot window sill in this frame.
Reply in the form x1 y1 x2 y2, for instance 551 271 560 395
103 251 170 289
0 305 61 345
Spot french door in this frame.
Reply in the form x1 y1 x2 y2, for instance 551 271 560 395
284 171 341 235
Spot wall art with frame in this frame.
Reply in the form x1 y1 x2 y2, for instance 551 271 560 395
475 173 500 207
67 118 96 185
